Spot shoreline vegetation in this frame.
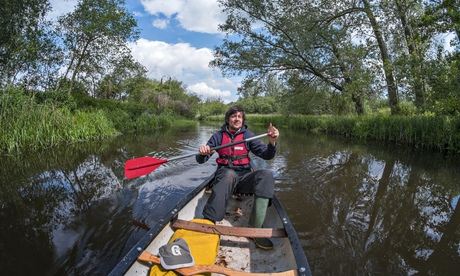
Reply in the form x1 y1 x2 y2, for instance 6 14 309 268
0 87 195 153
2 0 459 155
207 114 460 154
2 87 459 154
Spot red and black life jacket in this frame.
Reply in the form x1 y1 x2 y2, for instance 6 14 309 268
216 131 250 166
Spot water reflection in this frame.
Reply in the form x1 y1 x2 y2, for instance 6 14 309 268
0 124 218 275
273 131 460 275
0 123 458 275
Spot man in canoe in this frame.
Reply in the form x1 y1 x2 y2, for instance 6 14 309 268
196 106 279 250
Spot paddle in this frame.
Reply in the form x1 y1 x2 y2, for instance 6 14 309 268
124 132 269 179
138 251 298 276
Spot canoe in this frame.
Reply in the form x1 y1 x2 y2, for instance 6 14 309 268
109 175 311 276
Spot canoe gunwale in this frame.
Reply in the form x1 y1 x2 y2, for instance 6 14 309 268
271 196 312 276
108 175 215 276
109 174 312 276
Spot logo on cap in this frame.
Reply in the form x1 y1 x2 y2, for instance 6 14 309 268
171 245 182 256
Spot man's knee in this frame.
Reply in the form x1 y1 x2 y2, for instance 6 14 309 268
257 169 274 181
254 169 274 197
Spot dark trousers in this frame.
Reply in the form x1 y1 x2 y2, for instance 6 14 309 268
202 166 274 222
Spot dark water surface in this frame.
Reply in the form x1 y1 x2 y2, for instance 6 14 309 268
0 123 459 275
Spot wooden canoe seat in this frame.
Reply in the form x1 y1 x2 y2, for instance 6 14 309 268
138 251 298 276
172 219 287 238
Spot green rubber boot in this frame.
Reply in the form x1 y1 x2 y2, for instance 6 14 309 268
249 197 274 250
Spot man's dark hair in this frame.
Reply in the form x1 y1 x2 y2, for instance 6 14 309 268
225 106 245 125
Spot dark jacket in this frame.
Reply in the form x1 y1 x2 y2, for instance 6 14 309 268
196 124 276 167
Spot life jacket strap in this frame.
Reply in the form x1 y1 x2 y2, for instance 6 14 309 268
219 154 249 161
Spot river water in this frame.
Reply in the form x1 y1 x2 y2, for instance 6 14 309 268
0 123 458 275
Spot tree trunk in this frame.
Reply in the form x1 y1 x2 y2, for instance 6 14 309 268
362 0 400 114
331 43 365 115
69 39 92 95
395 0 426 110
351 93 365 115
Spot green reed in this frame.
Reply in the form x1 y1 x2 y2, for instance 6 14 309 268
207 114 460 153
0 89 118 153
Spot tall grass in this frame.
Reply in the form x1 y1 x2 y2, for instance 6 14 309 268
0 88 118 153
208 114 460 153
75 93 190 133
0 87 196 153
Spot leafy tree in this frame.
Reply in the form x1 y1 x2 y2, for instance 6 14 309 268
390 0 428 109
0 0 62 89
420 0 460 114
212 0 398 115
423 0 460 40
126 77 200 117
95 57 146 100
57 0 138 94
235 96 278 114
280 72 335 115
425 51 460 115
197 99 227 119
361 0 400 114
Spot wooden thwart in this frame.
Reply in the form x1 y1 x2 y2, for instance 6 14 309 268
138 251 298 276
172 219 287 238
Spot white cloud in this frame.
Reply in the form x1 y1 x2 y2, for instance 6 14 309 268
141 0 184 17
188 82 231 99
47 0 78 20
129 38 238 102
133 11 144 17
153 19 169 29
140 0 226 34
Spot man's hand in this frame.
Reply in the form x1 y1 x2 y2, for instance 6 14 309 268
267 123 279 145
199 145 214 155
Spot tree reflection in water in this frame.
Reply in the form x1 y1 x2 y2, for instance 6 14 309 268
274 131 460 275
0 125 459 275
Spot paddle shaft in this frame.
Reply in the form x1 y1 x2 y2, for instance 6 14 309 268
124 132 269 178
138 251 298 276
168 132 269 162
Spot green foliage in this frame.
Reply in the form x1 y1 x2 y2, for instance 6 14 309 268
134 113 173 132
234 96 278 114
425 52 460 115
95 57 147 100
58 0 139 93
196 100 227 120
0 87 117 153
0 86 193 153
0 0 61 88
398 101 418 116
280 76 335 115
34 89 77 110
126 77 199 118
430 98 460 116
243 113 460 153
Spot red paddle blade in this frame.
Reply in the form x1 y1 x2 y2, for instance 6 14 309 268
124 156 168 179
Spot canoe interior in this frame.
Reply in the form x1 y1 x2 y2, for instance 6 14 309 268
216 193 297 272
125 188 297 275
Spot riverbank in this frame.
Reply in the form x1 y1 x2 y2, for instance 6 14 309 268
206 114 460 154
3 85 459 155
0 87 195 153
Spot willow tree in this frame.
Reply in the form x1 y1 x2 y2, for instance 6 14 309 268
213 0 407 114
57 0 138 94
212 0 376 114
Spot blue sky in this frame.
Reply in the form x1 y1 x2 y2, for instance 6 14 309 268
48 0 457 103
49 0 241 102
